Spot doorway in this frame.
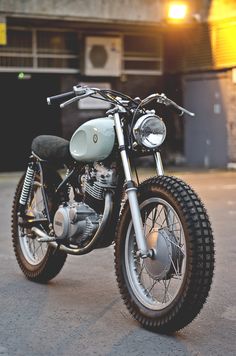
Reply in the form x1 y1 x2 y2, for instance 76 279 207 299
0 73 61 172
183 73 228 168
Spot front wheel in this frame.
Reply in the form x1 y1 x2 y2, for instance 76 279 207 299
115 176 215 333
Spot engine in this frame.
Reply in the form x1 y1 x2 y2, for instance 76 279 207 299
81 162 117 213
53 162 117 246
53 202 99 246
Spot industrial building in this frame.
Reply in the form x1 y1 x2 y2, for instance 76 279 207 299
1 1 236 170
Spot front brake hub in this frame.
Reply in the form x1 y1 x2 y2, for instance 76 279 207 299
144 227 183 280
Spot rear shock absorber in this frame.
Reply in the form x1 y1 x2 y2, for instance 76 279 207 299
19 162 36 216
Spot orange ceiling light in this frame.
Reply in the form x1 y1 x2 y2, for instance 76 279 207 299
167 2 188 20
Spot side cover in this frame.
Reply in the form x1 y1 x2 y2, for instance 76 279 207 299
69 117 115 162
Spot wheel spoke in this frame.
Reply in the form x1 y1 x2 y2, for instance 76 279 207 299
166 237 185 257
162 278 173 303
138 260 146 279
165 207 175 229
146 278 158 296
169 253 180 277
34 242 43 255
147 205 165 229
149 206 158 231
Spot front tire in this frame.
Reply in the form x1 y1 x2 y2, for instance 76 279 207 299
115 176 215 333
11 170 67 283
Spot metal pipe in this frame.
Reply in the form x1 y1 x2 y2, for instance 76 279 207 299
113 112 132 181
125 186 151 256
154 151 164 176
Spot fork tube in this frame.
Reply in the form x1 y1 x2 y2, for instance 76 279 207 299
154 151 164 176
113 113 132 181
114 113 151 257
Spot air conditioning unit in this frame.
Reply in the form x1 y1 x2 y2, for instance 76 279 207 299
84 36 122 77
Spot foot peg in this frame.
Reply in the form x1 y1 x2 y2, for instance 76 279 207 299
19 216 48 228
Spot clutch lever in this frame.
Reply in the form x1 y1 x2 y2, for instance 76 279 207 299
60 88 96 108
60 96 79 108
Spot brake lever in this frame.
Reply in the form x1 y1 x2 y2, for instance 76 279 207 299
60 88 97 108
157 93 195 117
171 102 195 117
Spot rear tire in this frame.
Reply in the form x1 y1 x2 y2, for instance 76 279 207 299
11 170 67 283
114 176 215 333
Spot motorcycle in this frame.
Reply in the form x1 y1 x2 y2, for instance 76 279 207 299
11 84 215 333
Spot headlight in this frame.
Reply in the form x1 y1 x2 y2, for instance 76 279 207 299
133 114 166 149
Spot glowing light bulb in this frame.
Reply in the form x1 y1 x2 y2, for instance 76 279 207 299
168 3 188 20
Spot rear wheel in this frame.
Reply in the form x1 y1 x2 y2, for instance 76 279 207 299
115 176 215 333
11 170 67 283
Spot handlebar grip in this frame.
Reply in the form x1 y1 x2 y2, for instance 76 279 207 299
47 91 75 105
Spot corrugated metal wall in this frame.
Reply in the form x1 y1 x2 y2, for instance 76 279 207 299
165 21 236 73
212 22 236 69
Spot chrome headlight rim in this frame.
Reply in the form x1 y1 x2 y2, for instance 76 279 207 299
133 114 166 149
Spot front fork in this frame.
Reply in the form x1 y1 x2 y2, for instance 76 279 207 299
114 113 164 258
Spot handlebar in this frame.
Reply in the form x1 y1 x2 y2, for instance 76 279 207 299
46 84 195 118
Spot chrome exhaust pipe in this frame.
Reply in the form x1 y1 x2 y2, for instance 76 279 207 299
31 191 113 256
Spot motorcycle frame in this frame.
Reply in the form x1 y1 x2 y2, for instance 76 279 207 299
23 111 164 258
